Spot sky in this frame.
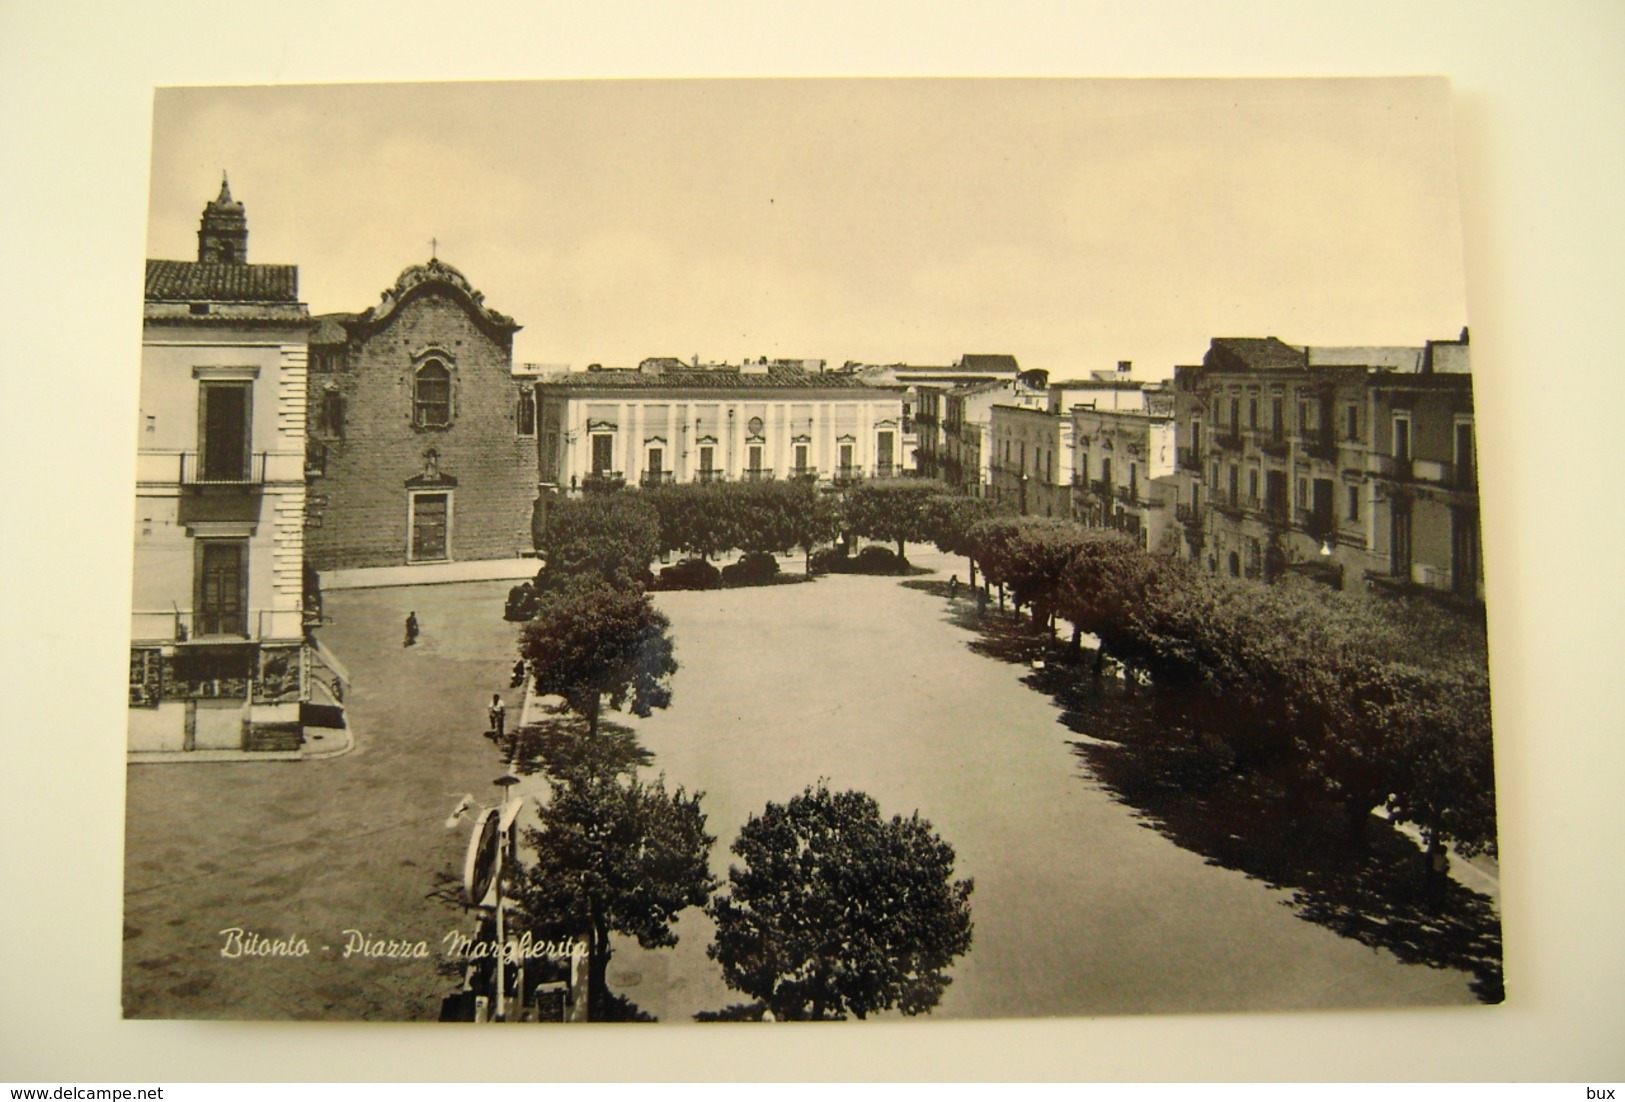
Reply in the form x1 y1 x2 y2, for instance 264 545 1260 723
147 77 1468 380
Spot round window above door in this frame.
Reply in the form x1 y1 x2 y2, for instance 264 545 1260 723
747 416 763 436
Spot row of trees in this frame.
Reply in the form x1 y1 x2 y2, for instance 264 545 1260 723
967 516 1498 862
531 477 984 589
526 479 1492 864
508 480 976 1019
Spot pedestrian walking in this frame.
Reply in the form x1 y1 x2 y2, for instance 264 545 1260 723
488 693 506 740
948 574 959 599
404 611 419 647
510 657 527 688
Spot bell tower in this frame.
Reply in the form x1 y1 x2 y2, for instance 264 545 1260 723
197 172 248 264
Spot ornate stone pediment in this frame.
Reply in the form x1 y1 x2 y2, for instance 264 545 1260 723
352 257 519 339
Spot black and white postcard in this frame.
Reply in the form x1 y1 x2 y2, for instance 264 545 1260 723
123 77 1501 1023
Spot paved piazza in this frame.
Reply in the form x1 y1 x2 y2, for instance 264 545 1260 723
123 551 1482 1021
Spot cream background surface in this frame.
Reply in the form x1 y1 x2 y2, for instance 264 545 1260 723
2 0 1622 1082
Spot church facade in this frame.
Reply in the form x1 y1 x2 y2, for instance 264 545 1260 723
303 259 538 570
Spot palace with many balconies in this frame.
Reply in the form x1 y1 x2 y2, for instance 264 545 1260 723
1168 332 1480 603
532 359 908 495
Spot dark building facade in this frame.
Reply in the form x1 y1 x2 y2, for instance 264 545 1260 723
1169 332 1481 604
303 259 537 570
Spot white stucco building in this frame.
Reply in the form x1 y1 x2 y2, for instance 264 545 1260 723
130 179 317 754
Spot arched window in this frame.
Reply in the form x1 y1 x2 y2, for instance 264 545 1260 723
414 360 451 428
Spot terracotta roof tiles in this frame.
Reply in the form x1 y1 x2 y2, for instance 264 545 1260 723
145 259 298 303
536 366 889 391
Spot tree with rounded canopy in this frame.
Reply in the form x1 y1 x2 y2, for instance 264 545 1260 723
842 478 943 561
728 481 801 557
643 482 736 561
514 736 715 1019
789 484 843 575
985 516 1085 633
922 492 1004 587
535 492 660 593
1053 527 1156 666
706 784 974 1021
519 587 677 738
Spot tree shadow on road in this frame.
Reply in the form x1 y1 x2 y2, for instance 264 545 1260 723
901 578 952 598
426 868 467 913
933 598 1505 1003
505 717 653 778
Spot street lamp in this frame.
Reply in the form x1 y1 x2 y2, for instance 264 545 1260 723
490 773 522 1021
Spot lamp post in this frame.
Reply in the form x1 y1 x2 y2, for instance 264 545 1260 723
490 772 522 1021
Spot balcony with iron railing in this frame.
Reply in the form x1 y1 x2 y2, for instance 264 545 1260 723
130 606 306 646
582 470 625 492
694 469 726 484
832 465 865 487
1367 453 1476 491
1303 434 1339 462
1298 512 1337 543
1259 432 1290 458
639 470 675 488
1177 447 1204 472
789 466 819 481
169 451 272 486
742 468 776 483
1116 484 1139 505
138 448 284 487
873 464 899 480
1214 430 1244 453
1175 502 1201 525
1409 458 1455 487
1368 452 1403 479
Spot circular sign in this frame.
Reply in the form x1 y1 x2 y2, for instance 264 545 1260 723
747 416 764 436
463 807 500 906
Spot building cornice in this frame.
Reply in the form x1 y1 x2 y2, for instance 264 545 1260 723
347 258 520 343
